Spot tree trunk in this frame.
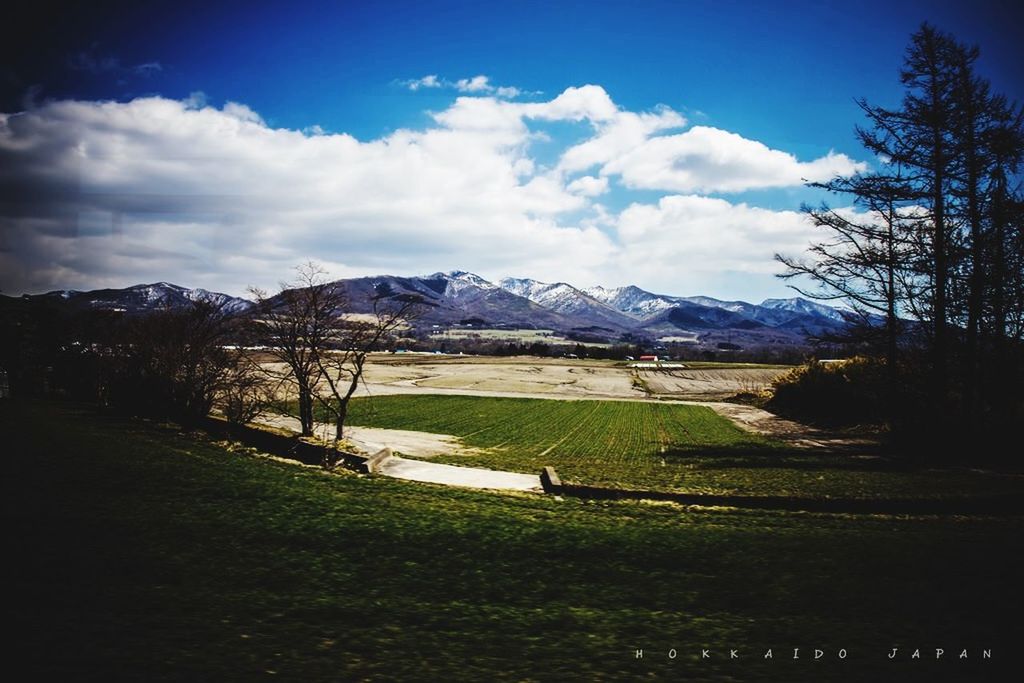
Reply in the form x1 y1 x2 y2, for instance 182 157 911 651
334 355 365 442
298 387 314 436
930 103 949 421
988 171 1009 424
886 202 899 423
334 398 349 442
962 85 984 437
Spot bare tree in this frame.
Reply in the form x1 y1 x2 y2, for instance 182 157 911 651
314 291 425 450
777 170 917 381
216 352 274 428
249 263 344 437
250 263 425 452
126 297 236 425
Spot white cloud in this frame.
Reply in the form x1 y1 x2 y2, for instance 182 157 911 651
610 194 820 295
551 104 864 196
0 94 611 295
453 75 523 98
183 91 208 109
522 85 618 122
455 75 491 92
0 85 868 301
431 85 621 143
566 175 609 197
601 125 867 193
494 86 522 98
403 74 524 98
222 101 264 124
558 107 686 174
405 74 442 90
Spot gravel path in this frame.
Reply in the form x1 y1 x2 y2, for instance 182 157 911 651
254 412 542 491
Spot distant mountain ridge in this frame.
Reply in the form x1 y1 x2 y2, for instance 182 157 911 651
22 282 254 315
14 272 853 348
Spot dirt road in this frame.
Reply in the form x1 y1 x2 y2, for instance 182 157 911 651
635 367 786 400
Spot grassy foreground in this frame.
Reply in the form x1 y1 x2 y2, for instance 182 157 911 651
340 394 1024 500
4 400 1021 681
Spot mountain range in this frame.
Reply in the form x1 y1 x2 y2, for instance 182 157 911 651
13 271 853 349
20 282 256 315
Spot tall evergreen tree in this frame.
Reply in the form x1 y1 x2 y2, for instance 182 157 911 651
856 24 962 410
778 23 1024 455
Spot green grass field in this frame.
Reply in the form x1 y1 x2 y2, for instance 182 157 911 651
346 394 772 457
4 400 1020 681
339 394 1024 500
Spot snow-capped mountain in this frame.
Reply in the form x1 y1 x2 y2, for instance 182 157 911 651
498 278 638 330
584 283 847 327
760 297 849 323
681 295 759 315
434 270 500 296
319 271 589 331
26 282 254 314
583 285 681 318
13 271 853 348
499 278 576 308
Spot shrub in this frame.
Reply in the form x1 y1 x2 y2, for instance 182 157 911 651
766 357 888 427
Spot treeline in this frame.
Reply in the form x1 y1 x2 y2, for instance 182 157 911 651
1 288 811 431
776 24 1024 458
1 264 423 457
0 296 252 427
398 337 642 360
400 335 812 364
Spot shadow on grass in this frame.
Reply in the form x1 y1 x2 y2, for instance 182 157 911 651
658 444 908 472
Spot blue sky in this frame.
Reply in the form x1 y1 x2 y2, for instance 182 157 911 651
1 0 1022 301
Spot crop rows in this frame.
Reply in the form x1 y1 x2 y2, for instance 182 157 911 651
346 395 759 456
321 394 1024 498
344 394 778 488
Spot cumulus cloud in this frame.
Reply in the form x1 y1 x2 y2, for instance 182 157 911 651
0 94 610 295
601 125 866 193
610 194 821 294
521 85 618 122
430 85 621 145
551 104 862 196
0 84 867 299
558 107 687 174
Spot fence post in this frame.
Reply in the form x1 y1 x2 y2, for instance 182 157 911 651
540 466 562 494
